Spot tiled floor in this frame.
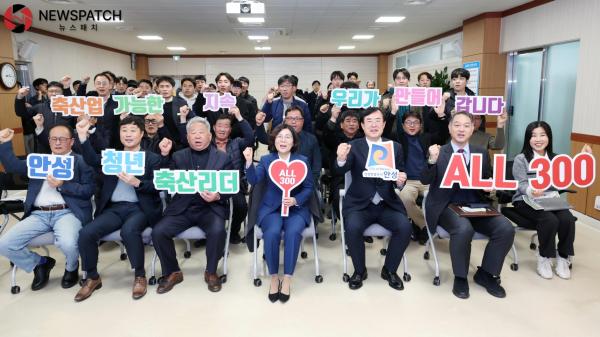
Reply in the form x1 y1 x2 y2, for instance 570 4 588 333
0 209 599 337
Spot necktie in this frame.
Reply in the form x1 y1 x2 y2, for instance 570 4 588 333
457 148 468 164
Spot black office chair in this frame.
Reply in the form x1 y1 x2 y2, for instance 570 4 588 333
0 172 28 236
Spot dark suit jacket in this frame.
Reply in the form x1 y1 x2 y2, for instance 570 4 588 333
245 153 314 227
0 141 95 224
79 140 162 226
161 146 233 219
334 137 407 216
420 143 491 232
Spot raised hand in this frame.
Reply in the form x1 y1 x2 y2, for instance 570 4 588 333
336 143 351 162
428 144 441 163
243 147 254 164
159 138 173 156
0 128 15 143
255 111 266 126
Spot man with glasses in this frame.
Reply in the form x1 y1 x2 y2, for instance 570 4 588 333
0 125 95 291
262 75 313 133
15 81 76 154
335 107 412 291
396 111 431 245
141 113 167 154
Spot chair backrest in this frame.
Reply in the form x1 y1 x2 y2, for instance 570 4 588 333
344 171 352 191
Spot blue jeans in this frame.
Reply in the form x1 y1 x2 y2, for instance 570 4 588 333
0 209 82 272
260 212 306 276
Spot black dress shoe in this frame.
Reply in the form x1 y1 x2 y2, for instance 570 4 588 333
452 277 469 299
32 256 56 291
279 284 290 303
473 267 506 298
268 281 280 303
61 268 79 289
380 267 404 290
229 233 242 244
348 270 368 290
418 227 429 245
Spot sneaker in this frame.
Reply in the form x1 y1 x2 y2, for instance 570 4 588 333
536 255 553 279
555 256 571 279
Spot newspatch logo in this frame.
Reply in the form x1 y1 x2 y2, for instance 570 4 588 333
3 4 33 33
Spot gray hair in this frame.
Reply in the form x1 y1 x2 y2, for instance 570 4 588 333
186 116 211 133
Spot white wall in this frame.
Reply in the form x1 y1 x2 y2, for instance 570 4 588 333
148 56 378 103
500 0 600 136
387 32 463 86
12 31 135 85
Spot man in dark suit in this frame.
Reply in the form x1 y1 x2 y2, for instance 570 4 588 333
155 76 195 150
0 125 95 291
74 116 162 302
334 107 412 291
152 117 233 293
421 111 515 299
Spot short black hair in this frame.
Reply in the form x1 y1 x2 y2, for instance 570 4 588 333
102 71 116 83
417 72 433 81
347 72 358 79
284 105 304 118
209 83 217 90
393 68 410 81
330 71 345 81
215 113 233 126
340 81 359 89
450 68 470 80
93 72 111 83
268 124 300 153
127 80 138 88
47 81 63 89
361 107 384 123
156 76 175 87
341 110 360 122
449 111 474 123
278 75 297 86
231 80 243 88
138 79 152 87
312 80 321 86
72 80 81 87
115 76 128 85
181 77 195 87
119 115 145 132
215 72 235 84
401 110 423 124
32 78 48 89
194 75 207 82
238 76 250 84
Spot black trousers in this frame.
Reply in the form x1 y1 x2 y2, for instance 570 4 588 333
78 202 149 278
152 205 225 276
438 208 515 278
231 191 248 237
344 203 412 274
513 201 575 258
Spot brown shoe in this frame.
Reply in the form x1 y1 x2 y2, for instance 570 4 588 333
156 271 183 294
204 271 222 292
132 276 147 300
74 277 102 302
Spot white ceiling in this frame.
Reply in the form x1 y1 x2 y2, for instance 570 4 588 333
11 0 531 55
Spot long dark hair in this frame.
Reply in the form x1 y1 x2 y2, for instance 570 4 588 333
521 121 555 162
268 124 299 153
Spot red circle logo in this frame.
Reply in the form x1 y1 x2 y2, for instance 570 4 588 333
4 4 33 33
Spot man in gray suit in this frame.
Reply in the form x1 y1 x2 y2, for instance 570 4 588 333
421 111 514 299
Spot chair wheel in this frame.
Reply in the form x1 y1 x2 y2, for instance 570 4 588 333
11 285 20 294
148 276 157 285
342 273 350 282
529 243 537 250
403 273 411 282
510 263 518 271
120 253 127 261
433 277 440 286
380 248 387 256
329 233 336 241
253 278 262 287
220 275 227 283
301 252 308 259
423 251 430 260
183 251 191 259
315 275 323 283
10 262 14 267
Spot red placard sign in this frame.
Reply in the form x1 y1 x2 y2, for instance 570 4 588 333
268 159 308 217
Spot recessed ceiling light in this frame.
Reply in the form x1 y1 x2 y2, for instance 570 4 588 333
375 16 406 23
238 17 265 24
352 35 374 40
167 46 187 51
248 35 269 40
137 35 163 40
405 0 432 5
255 46 271 51
338 45 356 50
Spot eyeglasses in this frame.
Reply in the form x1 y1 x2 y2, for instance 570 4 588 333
145 120 158 125
94 81 109 86
404 121 421 126
285 117 304 122
49 136 72 143
48 89 63 95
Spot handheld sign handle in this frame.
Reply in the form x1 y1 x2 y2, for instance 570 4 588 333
268 159 308 217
